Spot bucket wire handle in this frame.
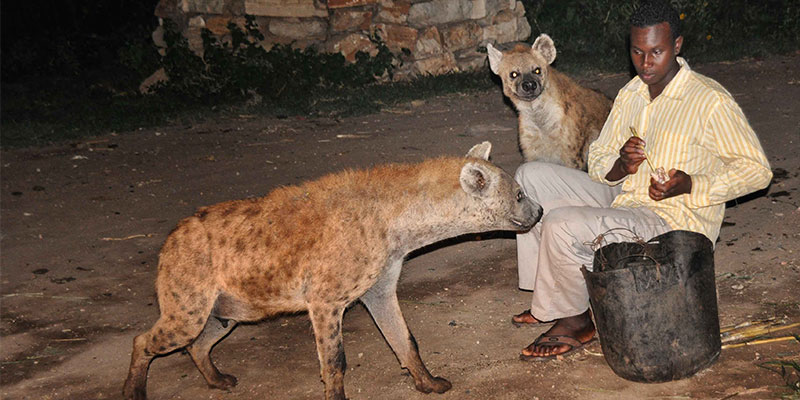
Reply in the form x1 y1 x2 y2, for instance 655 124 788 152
586 228 662 281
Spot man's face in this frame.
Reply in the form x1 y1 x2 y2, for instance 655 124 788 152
630 22 683 96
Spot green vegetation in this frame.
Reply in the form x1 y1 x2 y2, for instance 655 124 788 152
1 0 798 148
155 17 400 110
523 0 800 74
759 358 800 399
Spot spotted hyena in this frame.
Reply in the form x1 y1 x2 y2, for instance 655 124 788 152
487 34 613 170
122 142 542 400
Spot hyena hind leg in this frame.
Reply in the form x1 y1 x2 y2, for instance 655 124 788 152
123 332 156 400
123 293 217 400
186 316 239 390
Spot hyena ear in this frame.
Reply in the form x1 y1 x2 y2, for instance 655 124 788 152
532 33 556 65
460 162 495 197
486 43 503 75
466 141 492 160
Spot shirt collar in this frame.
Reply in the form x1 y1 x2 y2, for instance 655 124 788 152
627 57 691 101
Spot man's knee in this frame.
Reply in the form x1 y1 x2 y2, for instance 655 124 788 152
515 162 560 200
545 206 620 245
515 162 557 184
540 207 597 240
540 207 598 258
541 207 578 228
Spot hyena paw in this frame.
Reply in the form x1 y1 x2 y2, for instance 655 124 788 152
415 376 451 394
122 386 147 400
208 373 238 390
431 377 452 393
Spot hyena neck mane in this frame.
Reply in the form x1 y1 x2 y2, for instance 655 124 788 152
515 68 603 135
514 68 572 125
308 157 496 254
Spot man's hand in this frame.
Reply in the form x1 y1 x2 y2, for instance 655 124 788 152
605 137 647 181
649 169 692 201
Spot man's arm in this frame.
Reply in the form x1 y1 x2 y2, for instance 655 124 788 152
684 99 772 207
588 95 633 184
604 136 647 181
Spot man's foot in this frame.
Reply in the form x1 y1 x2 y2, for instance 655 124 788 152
520 309 595 361
511 309 552 327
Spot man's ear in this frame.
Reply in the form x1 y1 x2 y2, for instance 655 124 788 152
674 35 684 55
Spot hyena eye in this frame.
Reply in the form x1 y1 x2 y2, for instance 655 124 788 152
510 71 519 79
516 190 526 202
534 68 541 75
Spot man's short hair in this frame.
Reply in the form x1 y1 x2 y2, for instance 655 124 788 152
630 0 682 40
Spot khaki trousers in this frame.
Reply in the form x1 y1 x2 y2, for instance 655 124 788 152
515 162 672 321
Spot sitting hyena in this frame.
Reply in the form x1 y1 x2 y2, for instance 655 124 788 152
487 34 613 170
123 142 542 400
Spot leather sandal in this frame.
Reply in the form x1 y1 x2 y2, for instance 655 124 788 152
519 333 596 361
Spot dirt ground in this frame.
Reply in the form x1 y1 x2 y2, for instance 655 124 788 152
2 53 799 400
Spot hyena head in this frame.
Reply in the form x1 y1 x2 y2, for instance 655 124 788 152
487 34 557 102
462 142 542 231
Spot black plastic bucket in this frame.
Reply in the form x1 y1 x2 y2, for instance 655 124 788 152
581 230 721 383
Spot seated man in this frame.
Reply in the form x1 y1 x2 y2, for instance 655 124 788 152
513 0 772 360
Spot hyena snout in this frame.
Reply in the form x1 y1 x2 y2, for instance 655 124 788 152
521 80 537 93
511 194 542 231
516 75 543 100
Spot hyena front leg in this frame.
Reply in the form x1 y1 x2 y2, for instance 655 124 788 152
186 317 239 390
360 265 452 394
308 304 347 400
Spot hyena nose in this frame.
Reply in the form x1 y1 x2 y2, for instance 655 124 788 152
521 80 537 93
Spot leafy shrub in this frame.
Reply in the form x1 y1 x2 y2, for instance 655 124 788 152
154 17 399 113
117 29 163 81
2 1 797 148
522 0 800 74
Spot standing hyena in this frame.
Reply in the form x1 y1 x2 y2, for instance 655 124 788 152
122 142 542 400
487 34 613 170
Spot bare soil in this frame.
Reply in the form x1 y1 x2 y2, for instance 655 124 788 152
2 53 799 400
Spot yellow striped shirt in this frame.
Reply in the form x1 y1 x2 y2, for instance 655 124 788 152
588 57 772 243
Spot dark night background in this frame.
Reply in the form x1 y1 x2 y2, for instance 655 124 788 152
1 0 159 84
1 0 797 148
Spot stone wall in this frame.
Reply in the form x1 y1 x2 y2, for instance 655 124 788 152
151 0 531 79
